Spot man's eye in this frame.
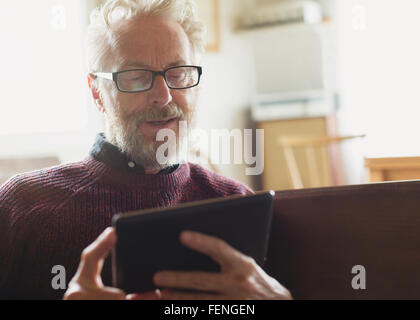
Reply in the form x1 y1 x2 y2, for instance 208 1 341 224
169 73 186 80
130 76 149 82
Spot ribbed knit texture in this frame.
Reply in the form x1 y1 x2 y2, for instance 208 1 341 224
0 156 253 300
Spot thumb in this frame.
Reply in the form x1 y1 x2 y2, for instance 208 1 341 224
75 227 116 286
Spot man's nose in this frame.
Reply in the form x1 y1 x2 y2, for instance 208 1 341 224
148 75 172 106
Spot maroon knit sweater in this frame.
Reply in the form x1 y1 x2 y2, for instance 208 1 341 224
0 156 253 300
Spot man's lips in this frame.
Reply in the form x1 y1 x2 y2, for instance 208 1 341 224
145 118 177 125
139 118 180 131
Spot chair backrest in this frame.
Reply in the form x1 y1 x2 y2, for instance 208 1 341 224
0 157 60 185
265 180 420 299
278 135 366 189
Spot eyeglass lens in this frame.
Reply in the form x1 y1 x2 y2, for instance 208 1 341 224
117 66 200 92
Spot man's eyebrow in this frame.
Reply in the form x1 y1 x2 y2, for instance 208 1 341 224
166 60 187 68
120 61 150 69
120 59 187 69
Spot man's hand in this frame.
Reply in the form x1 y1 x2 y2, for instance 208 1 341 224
153 231 292 300
63 228 160 300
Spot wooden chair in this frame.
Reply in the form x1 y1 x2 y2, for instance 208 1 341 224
278 135 366 189
365 156 420 183
0 157 60 185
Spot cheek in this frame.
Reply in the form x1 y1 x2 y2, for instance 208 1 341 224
100 83 120 108
173 89 197 113
114 91 148 115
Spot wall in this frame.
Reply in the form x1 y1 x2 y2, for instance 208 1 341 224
333 0 420 184
0 0 104 164
195 0 259 189
247 0 420 185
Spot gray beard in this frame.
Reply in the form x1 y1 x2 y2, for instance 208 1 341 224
105 104 193 171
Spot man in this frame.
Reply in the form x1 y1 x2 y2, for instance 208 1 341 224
0 0 291 300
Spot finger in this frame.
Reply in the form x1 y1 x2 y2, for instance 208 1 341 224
94 286 126 300
154 271 229 292
160 289 228 301
64 285 125 300
75 228 117 284
180 231 245 268
126 290 162 300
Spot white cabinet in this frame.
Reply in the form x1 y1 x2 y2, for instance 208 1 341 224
245 22 337 121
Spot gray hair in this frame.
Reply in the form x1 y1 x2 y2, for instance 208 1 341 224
87 0 206 73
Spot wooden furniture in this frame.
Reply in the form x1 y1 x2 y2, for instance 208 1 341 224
365 156 420 183
195 0 220 52
279 135 366 189
265 180 420 299
0 157 60 185
258 116 338 190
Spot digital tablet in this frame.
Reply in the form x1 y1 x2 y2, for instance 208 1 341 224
112 191 275 293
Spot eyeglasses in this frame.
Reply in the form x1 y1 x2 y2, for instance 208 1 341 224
93 65 202 93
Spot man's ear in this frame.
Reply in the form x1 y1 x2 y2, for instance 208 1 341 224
88 74 106 114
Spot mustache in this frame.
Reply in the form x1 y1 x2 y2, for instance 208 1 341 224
134 104 185 122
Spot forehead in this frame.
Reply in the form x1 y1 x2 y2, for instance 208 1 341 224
112 16 193 70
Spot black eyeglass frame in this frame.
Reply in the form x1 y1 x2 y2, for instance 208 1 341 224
93 65 203 93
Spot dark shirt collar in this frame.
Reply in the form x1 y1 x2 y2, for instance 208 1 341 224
89 133 180 174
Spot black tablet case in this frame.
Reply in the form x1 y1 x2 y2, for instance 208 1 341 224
112 191 274 293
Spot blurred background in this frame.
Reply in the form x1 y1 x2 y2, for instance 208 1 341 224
1 0 420 191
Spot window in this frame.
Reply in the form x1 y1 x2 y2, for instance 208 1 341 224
0 0 88 135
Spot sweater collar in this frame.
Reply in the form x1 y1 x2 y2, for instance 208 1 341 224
89 133 180 175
